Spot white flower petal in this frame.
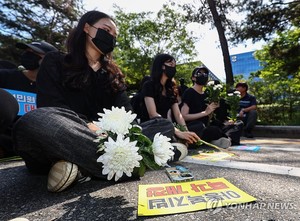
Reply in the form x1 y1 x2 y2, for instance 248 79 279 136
97 134 142 181
152 133 174 166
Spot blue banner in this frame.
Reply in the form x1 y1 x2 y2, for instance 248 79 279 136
3 88 36 116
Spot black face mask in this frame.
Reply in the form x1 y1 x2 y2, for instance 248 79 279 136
20 51 41 70
164 65 176 79
91 28 116 54
195 73 208 85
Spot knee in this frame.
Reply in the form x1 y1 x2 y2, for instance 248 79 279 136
248 110 258 119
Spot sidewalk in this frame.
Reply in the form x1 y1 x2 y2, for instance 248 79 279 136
1 137 299 221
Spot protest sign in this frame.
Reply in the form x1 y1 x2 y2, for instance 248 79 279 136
138 177 256 216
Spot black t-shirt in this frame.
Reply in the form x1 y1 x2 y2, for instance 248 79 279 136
0 69 36 93
36 51 132 122
181 88 209 125
141 80 176 121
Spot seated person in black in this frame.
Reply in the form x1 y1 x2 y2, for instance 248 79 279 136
181 66 231 148
130 75 151 123
0 41 57 158
140 54 199 147
209 82 244 145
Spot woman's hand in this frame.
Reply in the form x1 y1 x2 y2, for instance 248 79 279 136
175 130 200 144
87 122 100 133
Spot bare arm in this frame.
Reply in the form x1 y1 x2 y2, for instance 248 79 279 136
181 102 218 121
144 96 161 118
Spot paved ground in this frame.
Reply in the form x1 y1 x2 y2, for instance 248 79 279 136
1 137 300 221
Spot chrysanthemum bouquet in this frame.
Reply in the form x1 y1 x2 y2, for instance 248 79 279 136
93 106 174 181
225 91 241 122
205 81 224 103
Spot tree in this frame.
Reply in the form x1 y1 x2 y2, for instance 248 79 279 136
176 0 237 86
112 4 197 89
0 0 84 64
233 0 300 43
249 28 300 124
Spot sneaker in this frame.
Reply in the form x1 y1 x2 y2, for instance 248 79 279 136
169 143 188 162
211 137 231 149
47 160 90 192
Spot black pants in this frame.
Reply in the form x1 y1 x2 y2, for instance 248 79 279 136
186 120 225 142
0 89 19 157
0 88 19 133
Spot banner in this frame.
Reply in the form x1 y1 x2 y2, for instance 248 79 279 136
138 177 256 216
3 88 36 116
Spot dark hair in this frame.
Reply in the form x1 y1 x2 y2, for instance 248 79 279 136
235 82 248 91
150 53 177 102
63 11 125 92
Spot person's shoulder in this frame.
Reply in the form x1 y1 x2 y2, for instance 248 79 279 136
142 79 154 89
246 93 256 98
43 51 65 63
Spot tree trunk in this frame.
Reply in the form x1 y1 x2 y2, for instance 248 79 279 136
206 0 234 86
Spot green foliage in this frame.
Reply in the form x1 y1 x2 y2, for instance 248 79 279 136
233 0 300 43
0 0 84 64
113 4 197 89
247 28 300 125
225 91 241 122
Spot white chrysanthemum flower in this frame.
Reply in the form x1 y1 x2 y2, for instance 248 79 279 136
213 84 223 90
97 134 142 181
207 81 215 86
234 91 241 96
152 133 174 166
227 93 233 96
95 106 137 135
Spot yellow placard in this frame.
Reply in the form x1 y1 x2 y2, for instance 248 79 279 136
138 177 256 216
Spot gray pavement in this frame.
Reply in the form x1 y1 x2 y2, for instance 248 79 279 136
1 137 300 221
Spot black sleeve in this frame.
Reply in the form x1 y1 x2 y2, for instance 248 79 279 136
141 80 155 98
181 88 193 107
36 51 70 109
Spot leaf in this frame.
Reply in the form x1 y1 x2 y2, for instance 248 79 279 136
137 162 146 177
142 153 161 170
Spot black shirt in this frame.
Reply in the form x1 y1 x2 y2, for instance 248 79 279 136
141 80 176 122
181 88 209 125
37 51 131 122
0 69 36 93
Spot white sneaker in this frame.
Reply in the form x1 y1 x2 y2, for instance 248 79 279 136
211 137 231 149
47 160 88 192
170 143 188 162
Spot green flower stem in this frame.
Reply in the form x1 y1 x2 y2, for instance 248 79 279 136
0 156 23 162
196 139 239 157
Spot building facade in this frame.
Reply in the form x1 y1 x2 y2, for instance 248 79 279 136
231 51 262 79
